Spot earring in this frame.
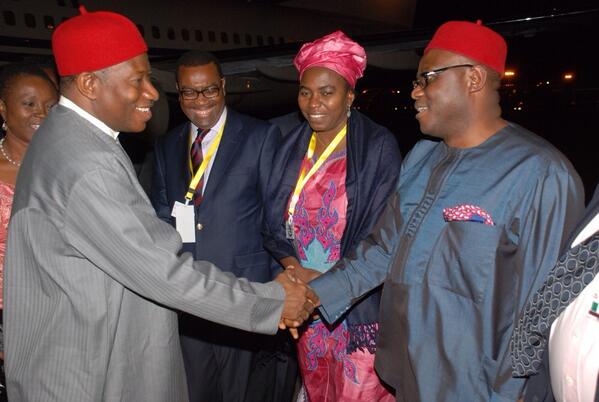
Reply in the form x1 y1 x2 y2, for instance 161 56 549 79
1 121 6 131
346 107 351 118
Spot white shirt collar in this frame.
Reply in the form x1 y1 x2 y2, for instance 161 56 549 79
59 96 120 140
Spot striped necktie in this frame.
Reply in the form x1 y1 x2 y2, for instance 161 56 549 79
190 128 210 206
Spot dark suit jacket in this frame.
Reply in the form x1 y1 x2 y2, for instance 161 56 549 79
524 184 599 402
151 108 282 283
263 111 401 330
269 111 304 137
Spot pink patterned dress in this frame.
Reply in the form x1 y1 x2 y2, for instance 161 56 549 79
0 181 15 311
288 150 393 402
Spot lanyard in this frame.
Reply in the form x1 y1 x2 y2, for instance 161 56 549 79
184 121 226 204
287 125 347 220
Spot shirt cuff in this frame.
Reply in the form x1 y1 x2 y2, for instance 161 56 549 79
310 274 352 324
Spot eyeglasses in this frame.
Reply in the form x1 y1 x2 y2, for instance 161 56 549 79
412 64 474 89
179 80 223 100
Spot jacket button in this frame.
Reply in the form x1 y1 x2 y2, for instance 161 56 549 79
196 223 203 231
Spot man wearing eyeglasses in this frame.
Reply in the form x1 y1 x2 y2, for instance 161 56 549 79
150 51 289 402
306 21 584 402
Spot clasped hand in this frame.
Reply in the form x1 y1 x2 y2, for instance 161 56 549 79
275 269 319 339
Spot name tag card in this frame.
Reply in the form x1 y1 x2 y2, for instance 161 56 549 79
171 201 196 243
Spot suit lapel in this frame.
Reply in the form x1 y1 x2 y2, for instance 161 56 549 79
287 124 312 183
341 115 358 256
201 111 243 203
176 123 192 200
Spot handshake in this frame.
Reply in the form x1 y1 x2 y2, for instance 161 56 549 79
275 267 320 339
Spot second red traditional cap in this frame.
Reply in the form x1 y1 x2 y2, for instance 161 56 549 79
52 6 147 76
424 20 507 74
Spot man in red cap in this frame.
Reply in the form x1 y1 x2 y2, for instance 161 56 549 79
307 20 584 401
3 7 317 402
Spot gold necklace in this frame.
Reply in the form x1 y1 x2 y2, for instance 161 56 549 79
0 137 21 167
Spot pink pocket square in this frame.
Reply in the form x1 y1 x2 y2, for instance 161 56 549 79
443 204 495 225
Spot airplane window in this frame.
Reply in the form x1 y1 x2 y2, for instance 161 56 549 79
167 27 175 40
44 15 55 30
279 37 285 44
208 30 216 43
257 35 264 46
152 26 160 39
221 32 228 44
195 30 203 42
182 29 190 41
233 33 240 45
245 34 252 46
267 36 275 45
2 10 16 26
24 13 36 28
136 24 145 37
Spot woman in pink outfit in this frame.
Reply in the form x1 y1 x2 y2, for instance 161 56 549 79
0 63 57 372
264 31 401 402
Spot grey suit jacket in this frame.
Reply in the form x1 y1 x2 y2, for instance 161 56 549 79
3 105 285 402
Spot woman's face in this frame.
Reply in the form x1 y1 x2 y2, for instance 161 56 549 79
0 74 58 143
298 67 354 137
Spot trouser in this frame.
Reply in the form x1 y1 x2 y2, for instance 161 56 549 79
179 314 298 402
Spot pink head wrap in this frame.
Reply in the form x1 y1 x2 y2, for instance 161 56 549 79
293 30 367 88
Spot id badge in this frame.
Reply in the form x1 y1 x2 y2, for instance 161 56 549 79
171 201 196 243
285 216 295 240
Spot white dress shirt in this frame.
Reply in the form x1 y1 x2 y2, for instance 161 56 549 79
59 96 119 140
549 212 599 402
189 107 227 193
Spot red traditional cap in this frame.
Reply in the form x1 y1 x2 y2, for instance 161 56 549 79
52 6 147 76
424 20 507 74
293 30 366 88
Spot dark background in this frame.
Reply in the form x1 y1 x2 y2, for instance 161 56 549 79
352 2 599 200
116 0 599 200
